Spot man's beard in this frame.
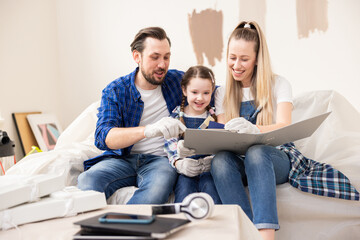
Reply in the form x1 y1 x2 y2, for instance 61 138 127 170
140 68 166 86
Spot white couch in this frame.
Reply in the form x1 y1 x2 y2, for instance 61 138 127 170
6 90 360 240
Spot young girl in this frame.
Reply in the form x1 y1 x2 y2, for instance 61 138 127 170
164 65 221 204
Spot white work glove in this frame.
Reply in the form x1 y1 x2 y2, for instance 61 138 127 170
175 158 203 177
144 117 186 139
177 140 196 158
225 117 260 134
198 156 213 172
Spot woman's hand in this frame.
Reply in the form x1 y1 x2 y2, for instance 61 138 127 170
225 117 260 134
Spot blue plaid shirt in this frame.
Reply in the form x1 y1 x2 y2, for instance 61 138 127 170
83 67 184 170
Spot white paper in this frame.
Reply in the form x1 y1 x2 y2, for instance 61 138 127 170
184 112 331 155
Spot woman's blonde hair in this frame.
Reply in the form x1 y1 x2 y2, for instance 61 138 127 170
224 21 274 125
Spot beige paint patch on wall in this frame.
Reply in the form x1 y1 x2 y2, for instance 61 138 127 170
296 0 329 39
188 9 223 67
238 0 266 33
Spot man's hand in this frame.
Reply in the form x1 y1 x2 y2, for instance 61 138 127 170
225 117 260 134
144 117 186 139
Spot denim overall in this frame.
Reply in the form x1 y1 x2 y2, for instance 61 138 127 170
239 100 260 123
174 115 222 204
211 100 291 230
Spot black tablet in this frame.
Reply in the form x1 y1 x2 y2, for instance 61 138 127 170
73 212 190 239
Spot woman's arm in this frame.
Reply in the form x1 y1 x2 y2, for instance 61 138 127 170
214 86 226 124
217 113 226 124
256 102 292 133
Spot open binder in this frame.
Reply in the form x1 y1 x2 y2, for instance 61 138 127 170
184 112 331 155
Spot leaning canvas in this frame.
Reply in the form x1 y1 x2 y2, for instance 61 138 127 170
27 114 63 151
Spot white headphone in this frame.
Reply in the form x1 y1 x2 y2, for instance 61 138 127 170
151 192 214 221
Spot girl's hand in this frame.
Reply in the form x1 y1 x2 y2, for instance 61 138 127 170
175 158 202 177
177 140 196 158
225 117 260 134
198 156 213 172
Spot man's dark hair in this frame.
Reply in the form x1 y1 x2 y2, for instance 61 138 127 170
130 27 171 53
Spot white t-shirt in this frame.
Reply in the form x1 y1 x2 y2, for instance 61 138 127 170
130 85 169 156
184 112 208 118
215 75 293 123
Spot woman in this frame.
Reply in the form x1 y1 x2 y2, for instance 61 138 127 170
212 21 293 240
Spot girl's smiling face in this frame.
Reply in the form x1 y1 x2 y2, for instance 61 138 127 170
183 77 213 116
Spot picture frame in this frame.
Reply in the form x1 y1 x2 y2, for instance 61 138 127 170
27 114 63 152
12 112 41 155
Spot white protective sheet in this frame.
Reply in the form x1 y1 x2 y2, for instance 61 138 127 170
5 90 360 239
6 101 103 186
275 90 360 240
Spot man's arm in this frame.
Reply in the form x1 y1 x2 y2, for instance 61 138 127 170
95 85 131 151
105 117 187 150
105 126 146 150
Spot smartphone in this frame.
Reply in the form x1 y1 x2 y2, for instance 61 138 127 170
98 213 155 224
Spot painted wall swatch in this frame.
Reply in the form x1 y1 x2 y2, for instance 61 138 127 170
296 0 328 39
238 0 267 33
188 9 223 66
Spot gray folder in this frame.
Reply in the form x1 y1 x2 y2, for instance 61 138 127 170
184 112 331 155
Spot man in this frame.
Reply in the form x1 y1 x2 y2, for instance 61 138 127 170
77 27 186 204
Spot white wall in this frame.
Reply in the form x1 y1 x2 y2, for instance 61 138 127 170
1 0 359 160
0 0 60 159
267 0 360 110
54 0 239 129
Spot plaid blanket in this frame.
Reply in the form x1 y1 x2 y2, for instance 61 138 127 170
278 143 359 201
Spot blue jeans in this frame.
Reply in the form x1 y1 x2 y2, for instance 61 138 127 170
211 145 290 230
77 154 177 204
174 172 222 204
